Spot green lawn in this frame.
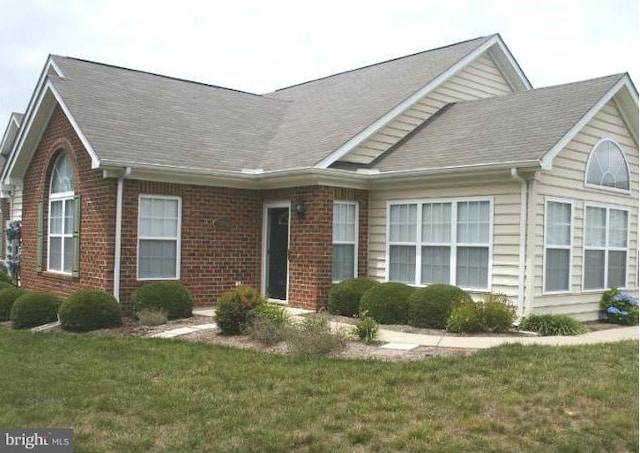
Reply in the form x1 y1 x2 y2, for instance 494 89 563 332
0 329 637 453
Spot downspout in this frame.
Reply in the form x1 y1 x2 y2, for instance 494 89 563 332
113 167 131 302
510 168 527 319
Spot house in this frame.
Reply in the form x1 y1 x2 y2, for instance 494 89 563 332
0 34 637 320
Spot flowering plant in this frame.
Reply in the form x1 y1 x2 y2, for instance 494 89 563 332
599 288 639 325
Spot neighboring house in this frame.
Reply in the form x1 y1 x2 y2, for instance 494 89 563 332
0 34 637 320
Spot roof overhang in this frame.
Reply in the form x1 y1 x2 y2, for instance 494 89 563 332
540 74 639 170
99 159 542 191
314 34 533 169
1 57 100 187
0 113 23 158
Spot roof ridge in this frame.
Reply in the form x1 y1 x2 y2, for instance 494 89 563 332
50 55 281 100
269 35 492 93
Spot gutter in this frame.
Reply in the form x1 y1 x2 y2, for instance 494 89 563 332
113 167 131 302
510 168 528 318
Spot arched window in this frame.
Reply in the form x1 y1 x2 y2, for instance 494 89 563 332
48 153 76 273
585 140 630 191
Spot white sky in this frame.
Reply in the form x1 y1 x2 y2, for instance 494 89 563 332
1 0 638 126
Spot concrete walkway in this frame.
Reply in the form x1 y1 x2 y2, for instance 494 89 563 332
192 306 639 350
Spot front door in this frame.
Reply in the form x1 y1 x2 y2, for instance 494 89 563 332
265 206 289 301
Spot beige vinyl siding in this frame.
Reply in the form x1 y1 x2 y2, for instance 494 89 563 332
341 53 513 164
368 178 522 298
532 100 639 320
11 188 22 221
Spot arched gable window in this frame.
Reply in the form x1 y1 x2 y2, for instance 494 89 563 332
585 140 630 191
48 153 77 274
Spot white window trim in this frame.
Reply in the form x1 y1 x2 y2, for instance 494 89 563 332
385 197 494 292
584 138 631 195
542 197 574 295
136 194 182 281
582 202 630 292
332 201 359 283
47 191 74 275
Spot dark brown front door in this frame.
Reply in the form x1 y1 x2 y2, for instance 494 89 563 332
266 207 289 300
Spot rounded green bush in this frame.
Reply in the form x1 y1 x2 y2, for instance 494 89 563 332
131 281 193 320
0 281 14 292
216 286 265 335
328 278 379 317
10 291 62 329
408 284 472 329
359 282 415 324
0 287 27 321
446 300 485 333
482 293 516 333
59 290 122 332
0 269 13 285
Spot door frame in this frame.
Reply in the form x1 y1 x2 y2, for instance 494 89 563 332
261 201 291 303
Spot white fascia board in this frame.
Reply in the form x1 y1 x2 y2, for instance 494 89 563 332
540 75 635 170
47 82 101 169
1 56 65 184
488 36 533 91
0 116 20 156
314 35 502 169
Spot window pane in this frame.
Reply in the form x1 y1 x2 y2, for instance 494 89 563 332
609 209 628 248
585 206 606 247
390 205 417 242
389 245 415 283
457 201 490 243
333 204 356 242
584 250 605 290
546 201 571 246
421 246 450 285
49 237 62 271
607 251 626 288
64 199 74 235
50 200 63 234
332 244 355 281
456 247 488 289
586 141 629 190
545 249 570 292
51 154 75 194
140 198 179 238
139 240 177 279
422 203 451 243
63 237 73 273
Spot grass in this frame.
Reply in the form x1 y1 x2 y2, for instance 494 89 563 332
0 329 637 453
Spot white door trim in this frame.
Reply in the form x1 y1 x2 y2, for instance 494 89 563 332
261 201 291 303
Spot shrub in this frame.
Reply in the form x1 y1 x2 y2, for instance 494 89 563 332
482 293 516 333
246 304 289 345
359 282 415 324
59 290 122 332
352 314 379 344
10 292 62 329
137 309 169 326
0 287 27 321
446 300 485 333
131 281 193 320
599 288 639 325
408 284 472 329
285 313 347 356
328 278 379 317
0 281 14 292
216 286 265 335
520 314 587 336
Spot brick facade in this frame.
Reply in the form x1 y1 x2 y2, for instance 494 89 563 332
20 107 117 297
18 108 370 311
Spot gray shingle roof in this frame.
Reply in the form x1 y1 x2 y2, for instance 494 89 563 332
48 35 491 172
372 74 624 172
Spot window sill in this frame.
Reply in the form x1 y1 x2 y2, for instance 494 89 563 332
41 271 76 281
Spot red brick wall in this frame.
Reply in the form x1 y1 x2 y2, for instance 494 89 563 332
18 109 371 311
21 107 117 296
119 180 262 306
